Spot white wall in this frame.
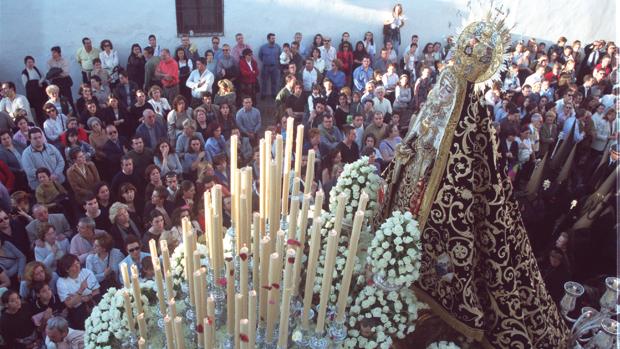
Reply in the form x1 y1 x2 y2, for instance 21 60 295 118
0 0 616 95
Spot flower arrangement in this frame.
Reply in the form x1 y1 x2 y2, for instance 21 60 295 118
345 285 420 349
170 242 210 290
328 156 382 221
426 341 461 349
368 211 422 287
84 281 157 349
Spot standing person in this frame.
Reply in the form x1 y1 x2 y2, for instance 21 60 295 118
174 47 194 101
216 44 239 85
21 56 47 125
147 34 162 57
336 42 354 84
143 46 161 91
99 39 120 87
113 72 138 112
46 46 74 105
319 36 337 69
21 128 65 190
177 33 200 62
156 49 180 102
231 33 252 63
258 33 282 100
353 56 373 93
238 49 260 104
186 58 215 106
126 44 146 88
0 81 33 123
76 37 100 83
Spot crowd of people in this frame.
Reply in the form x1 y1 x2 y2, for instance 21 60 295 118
0 3 617 347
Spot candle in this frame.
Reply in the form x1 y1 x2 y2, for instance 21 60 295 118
168 298 178 320
315 230 339 334
137 313 147 341
313 190 324 221
292 194 311 296
226 259 235 334
303 150 315 195
203 191 214 262
235 294 243 349
234 168 241 235
268 161 280 236
239 246 249 317
154 264 167 316
252 213 260 293
131 267 144 315
231 134 239 230
259 139 266 225
174 316 185 349
165 270 174 300
258 236 271 325
265 252 282 343
275 230 286 260
278 249 296 348
239 194 248 251
206 296 215 347
138 337 146 349
288 196 300 242
148 238 159 269
182 218 195 307
294 124 304 176
193 270 204 346
336 211 365 322
203 317 212 349
275 135 284 201
161 246 171 277
248 290 257 349
122 291 135 334
281 169 291 216
358 191 370 213
120 262 130 289
333 193 347 236
164 316 175 349
263 132 272 220
302 218 323 330
240 318 250 349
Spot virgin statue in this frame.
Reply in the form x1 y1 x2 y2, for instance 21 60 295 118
376 14 569 348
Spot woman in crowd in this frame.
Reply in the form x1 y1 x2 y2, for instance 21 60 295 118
364 133 384 167
161 207 203 251
0 290 38 348
117 183 143 228
34 223 69 272
334 93 351 129
66 148 100 203
143 186 173 229
382 63 399 98
34 168 69 211
90 76 110 109
94 182 112 219
144 164 163 202
174 180 197 211
167 95 193 145
385 3 405 53
310 48 326 74
310 34 324 56
148 85 171 119
87 117 109 167
393 73 412 111
336 42 353 82
31 281 66 321
142 210 170 247
214 79 237 112
321 148 342 184
363 31 376 59
154 140 183 177
130 89 153 124
85 233 124 293
64 129 96 164
181 136 206 180
75 83 99 116
193 107 210 140
56 254 100 330
99 39 119 87
103 95 131 138
176 119 205 161
205 123 227 162
175 47 194 101
127 43 146 88
380 124 403 163
45 84 73 118
19 261 57 301
21 55 47 125
200 93 220 123
217 102 237 139
352 41 368 72
205 50 217 75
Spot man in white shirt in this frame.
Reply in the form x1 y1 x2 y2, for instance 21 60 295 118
185 58 215 106
302 59 319 93
42 103 68 146
45 316 85 349
0 81 33 122
319 36 337 68
523 65 546 88
372 86 393 116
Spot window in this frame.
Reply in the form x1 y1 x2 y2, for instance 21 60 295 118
176 0 224 36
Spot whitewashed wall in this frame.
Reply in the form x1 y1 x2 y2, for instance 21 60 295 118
0 0 616 95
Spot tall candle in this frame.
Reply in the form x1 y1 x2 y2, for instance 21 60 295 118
182 218 195 307
252 213 260 293
248 290 257 349
265 252 282 342
137 313 147 341
203 317 212 349
205 296 215 348
225 259 235 334
284 117 294 171
239 194 248 251
154 264 167 316
161 246 171 277
168 298 178 320
358 191 370 213
122 291 135 334
303 150 315 195
275 135 284 205
230 134 238 230
281 169 291 216
234 294 243 349
203 191 214 262
292 194 311 296
315 230 339 334
240 318 250 349
336 210 365 322
138 337 146 349
131 267 144 315
278 249 296 348
259 139 266 225
120 262 130 289
239 246 249 317
164 316 175 349
268 161 280 236
234 168 242 234
148 238 159 269
275 230 286 260
263 132 272 221
288 196 300 242
313 190 324 221
258 236 271 325
165 270 174 301
174 316 186 349
294 124 304 176
333 193 347 236
302 218 323 330
193 270 204 346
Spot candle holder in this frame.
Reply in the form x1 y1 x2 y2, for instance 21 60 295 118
290 295 304 320
292 309 316 348
560 281 585 321
308 330 329 349
599 276 619 313
122 332 138 348
587 318 618 348
327 317 347 345
262 327 279 349
255 325 266 345
372 273 404 292
221 335 234 349
280 215 289 231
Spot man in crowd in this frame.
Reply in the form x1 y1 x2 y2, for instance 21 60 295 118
337 125 360 164
70 217 98 265
235 97 261 143
45 316 85 349
76 37 99 83
114 71 138 111
258 33 282 100
353 56 373 93
363 111 388 142
0 81 33 122
135 109 166 149
216 44 238 82
111 156 143 199
81 193 110 232
318 114 343 150
178 33 200 62
26 204 73 245
186 58 215 106
231 33 252 63
21 128 65 190
143 46 161 90
155 48 179 101
127 135 154 178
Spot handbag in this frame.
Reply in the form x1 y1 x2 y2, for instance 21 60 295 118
99 254 121 292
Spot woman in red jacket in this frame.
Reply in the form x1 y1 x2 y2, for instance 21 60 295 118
238 48 260 104
0 159 15 191
337 41 354 85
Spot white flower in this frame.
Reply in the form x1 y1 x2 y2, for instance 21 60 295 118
543 179 551 190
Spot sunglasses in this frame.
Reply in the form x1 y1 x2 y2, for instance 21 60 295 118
128 247 140 253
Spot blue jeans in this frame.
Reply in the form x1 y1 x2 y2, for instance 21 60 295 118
261 64 280 97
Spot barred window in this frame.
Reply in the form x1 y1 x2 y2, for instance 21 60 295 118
176 0 224 36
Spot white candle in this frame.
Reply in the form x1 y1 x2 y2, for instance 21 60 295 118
193 270 204 347
131 267 144 315
268 161 280 236
235 294 243 349
226 259 235 334
258 236 271 326
239 246 249 317
154 264 167 316
174 316 186 349
333 193 347 236
335 211 365 322
137 313 147 341
278 249 296 348
301 218 323 330
120 262 131 289
165 270 174 301
240 318 250 349
313 190 324 221
203 317 212 349
252 213 260 293
292 193 311 296
294 124 304 176
315 230 339 334
205 296 215 348
122 291 135 334
304 150 315 195
148 238 159 269
138 337 146 349
164 315 175 349
248 290 257 349
168 298 178 320
265 252 282 342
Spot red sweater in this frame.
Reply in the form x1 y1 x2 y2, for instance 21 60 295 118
239 59 259 84
337 51 354 74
